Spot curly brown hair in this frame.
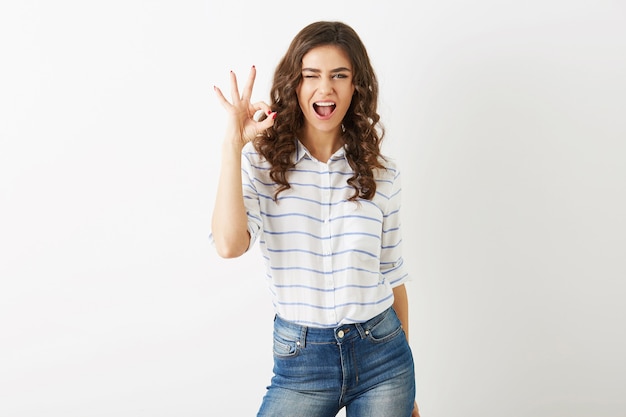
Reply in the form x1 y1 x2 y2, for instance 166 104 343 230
255 21 385 201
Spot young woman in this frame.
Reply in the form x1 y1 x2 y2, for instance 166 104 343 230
212 21 420 417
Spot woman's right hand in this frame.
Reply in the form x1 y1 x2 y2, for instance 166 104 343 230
214 66 276 147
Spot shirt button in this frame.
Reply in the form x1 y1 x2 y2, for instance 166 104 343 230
337 330 345 338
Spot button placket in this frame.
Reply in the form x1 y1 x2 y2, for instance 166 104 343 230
319 161 335 325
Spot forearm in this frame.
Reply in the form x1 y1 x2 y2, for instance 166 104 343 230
393 284 420 416
392 284 410 342
211 140 250 258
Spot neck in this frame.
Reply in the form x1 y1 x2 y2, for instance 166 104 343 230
299 126 343 162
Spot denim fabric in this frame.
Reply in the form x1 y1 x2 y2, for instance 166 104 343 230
257 308 415 417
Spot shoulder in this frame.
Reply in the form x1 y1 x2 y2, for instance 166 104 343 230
242 140 258 155
241 141 267 165
375 155 401 181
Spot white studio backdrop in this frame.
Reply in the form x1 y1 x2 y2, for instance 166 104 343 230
1 1 625 416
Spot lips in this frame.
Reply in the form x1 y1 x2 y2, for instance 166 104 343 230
313 101 336 118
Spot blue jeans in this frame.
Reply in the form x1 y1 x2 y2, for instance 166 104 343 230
257 308 416 417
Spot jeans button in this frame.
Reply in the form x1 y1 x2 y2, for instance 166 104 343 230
337 330 345 338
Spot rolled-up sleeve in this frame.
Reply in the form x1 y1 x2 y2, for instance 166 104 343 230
380 168 410 287
241 149 262 250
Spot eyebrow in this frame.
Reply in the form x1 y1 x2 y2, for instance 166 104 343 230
302 67 352 73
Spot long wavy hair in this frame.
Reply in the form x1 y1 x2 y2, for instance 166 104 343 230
255 21 385 201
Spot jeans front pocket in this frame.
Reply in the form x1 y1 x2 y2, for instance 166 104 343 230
366 309 404 344
272 332 300 358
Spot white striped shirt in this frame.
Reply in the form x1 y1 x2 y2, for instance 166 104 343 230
238 139 409 328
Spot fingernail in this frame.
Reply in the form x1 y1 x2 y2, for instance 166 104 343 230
272 112 277 120
252 65 256 69
267 110 272 115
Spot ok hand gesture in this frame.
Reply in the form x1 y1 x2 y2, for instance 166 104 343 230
214 66 276 147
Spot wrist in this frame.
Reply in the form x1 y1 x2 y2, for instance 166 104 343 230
221 136 245 153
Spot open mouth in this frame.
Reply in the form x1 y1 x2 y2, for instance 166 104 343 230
313 101 336 118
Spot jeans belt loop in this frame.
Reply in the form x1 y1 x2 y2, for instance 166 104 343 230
299 325 308 348
355 323 367 339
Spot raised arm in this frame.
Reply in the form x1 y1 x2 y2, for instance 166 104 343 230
211 66 276 258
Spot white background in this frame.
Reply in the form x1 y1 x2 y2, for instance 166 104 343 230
1 1 625 416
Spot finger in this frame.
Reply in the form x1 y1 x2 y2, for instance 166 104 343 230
241 65 256 102
250 101 273 121
229 71 241 103
213 85 231 109
256 110 277 132
412 401 420 417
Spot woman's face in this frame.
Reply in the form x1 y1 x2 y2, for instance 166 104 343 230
296 44 355 136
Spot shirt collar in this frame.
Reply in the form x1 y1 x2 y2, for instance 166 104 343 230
292 138 347 165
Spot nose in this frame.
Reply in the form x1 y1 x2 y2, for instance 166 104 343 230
318 77 333 95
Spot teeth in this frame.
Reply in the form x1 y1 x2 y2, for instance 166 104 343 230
315 102 335 106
